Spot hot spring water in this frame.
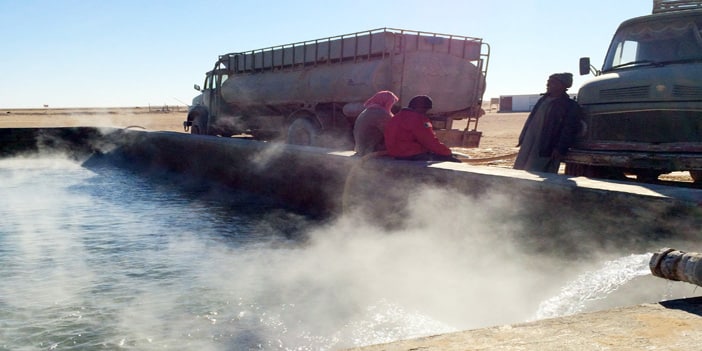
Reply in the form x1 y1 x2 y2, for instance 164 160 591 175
0 156 696 350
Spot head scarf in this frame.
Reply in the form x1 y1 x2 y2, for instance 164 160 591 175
549 73 573 88
363 90 399 114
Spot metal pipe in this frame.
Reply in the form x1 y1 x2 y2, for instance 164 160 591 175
650 248 702 286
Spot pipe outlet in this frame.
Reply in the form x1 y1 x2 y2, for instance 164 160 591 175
650 248 702 287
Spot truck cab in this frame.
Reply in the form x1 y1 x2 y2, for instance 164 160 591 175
564 1 702 182
183 64 231 136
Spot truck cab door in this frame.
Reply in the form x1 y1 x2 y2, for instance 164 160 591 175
203 69 228 136
196 73 214 134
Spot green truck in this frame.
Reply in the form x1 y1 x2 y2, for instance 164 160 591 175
564 0 702 182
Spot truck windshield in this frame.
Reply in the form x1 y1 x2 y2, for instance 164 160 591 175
603 17 702 71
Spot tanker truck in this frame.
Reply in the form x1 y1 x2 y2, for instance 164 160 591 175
183 28 489 148
563 0 702 182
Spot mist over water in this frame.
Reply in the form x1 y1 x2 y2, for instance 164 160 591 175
0 156 699 350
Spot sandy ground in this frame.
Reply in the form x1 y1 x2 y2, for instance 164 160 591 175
0 107 691 182
0 107 189 132
451 113 523 168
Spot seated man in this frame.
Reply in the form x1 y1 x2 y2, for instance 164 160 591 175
353 90 399 156
384 95 460 162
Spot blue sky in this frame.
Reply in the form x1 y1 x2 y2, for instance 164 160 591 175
0 0 651 108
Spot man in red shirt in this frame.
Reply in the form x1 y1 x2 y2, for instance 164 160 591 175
384 95 460 162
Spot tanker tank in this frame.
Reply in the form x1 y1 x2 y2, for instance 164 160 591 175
218 29 486 118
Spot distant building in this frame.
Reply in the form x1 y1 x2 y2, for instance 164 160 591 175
488 98 500 112
498 94 542 112
498 94 576 112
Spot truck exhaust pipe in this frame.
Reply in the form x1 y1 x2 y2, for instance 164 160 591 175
649 248 702 287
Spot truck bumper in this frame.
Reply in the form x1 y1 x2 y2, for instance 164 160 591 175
563 149 702 171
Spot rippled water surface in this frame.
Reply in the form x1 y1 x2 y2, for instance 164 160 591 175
0 157 309 350
0 157 455 350
0 156 697 351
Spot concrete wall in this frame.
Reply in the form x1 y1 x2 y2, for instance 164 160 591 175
3 127 702 256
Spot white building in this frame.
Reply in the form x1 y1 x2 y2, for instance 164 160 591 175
498 94 542 112
498 94 577 112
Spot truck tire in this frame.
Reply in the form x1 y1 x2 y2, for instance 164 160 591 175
690 170 702 183
287 118 320 146
635 170 662 183
565 162 626 180
187 106 209 135
564 162 585 176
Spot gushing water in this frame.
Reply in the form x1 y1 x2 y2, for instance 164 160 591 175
533 254 652 320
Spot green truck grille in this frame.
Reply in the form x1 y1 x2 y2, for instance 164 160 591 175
589 110 702 143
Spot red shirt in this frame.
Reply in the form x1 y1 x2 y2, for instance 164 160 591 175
384 108 452 157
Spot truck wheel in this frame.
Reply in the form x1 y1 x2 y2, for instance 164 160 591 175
635 170 661 183
287 118 320 146
690 171 702 183
565 163 626 180
564 162 585 176
187 106 209 135
564 163 601 177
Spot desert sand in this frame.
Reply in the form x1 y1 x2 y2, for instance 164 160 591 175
0 106 189 133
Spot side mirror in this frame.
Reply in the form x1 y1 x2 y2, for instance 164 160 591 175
579 57 591 76
194 84 201 91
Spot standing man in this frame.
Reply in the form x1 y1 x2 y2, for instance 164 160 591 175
353 90 399 156
384 95 460 162
514 73 581 173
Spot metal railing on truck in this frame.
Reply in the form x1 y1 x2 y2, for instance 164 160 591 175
218 28 487 74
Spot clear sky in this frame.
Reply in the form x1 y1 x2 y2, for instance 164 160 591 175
0 0 652 108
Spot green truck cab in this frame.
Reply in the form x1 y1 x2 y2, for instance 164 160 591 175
564 1 702 182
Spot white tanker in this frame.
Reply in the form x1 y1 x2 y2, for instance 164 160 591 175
184 28 489 148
